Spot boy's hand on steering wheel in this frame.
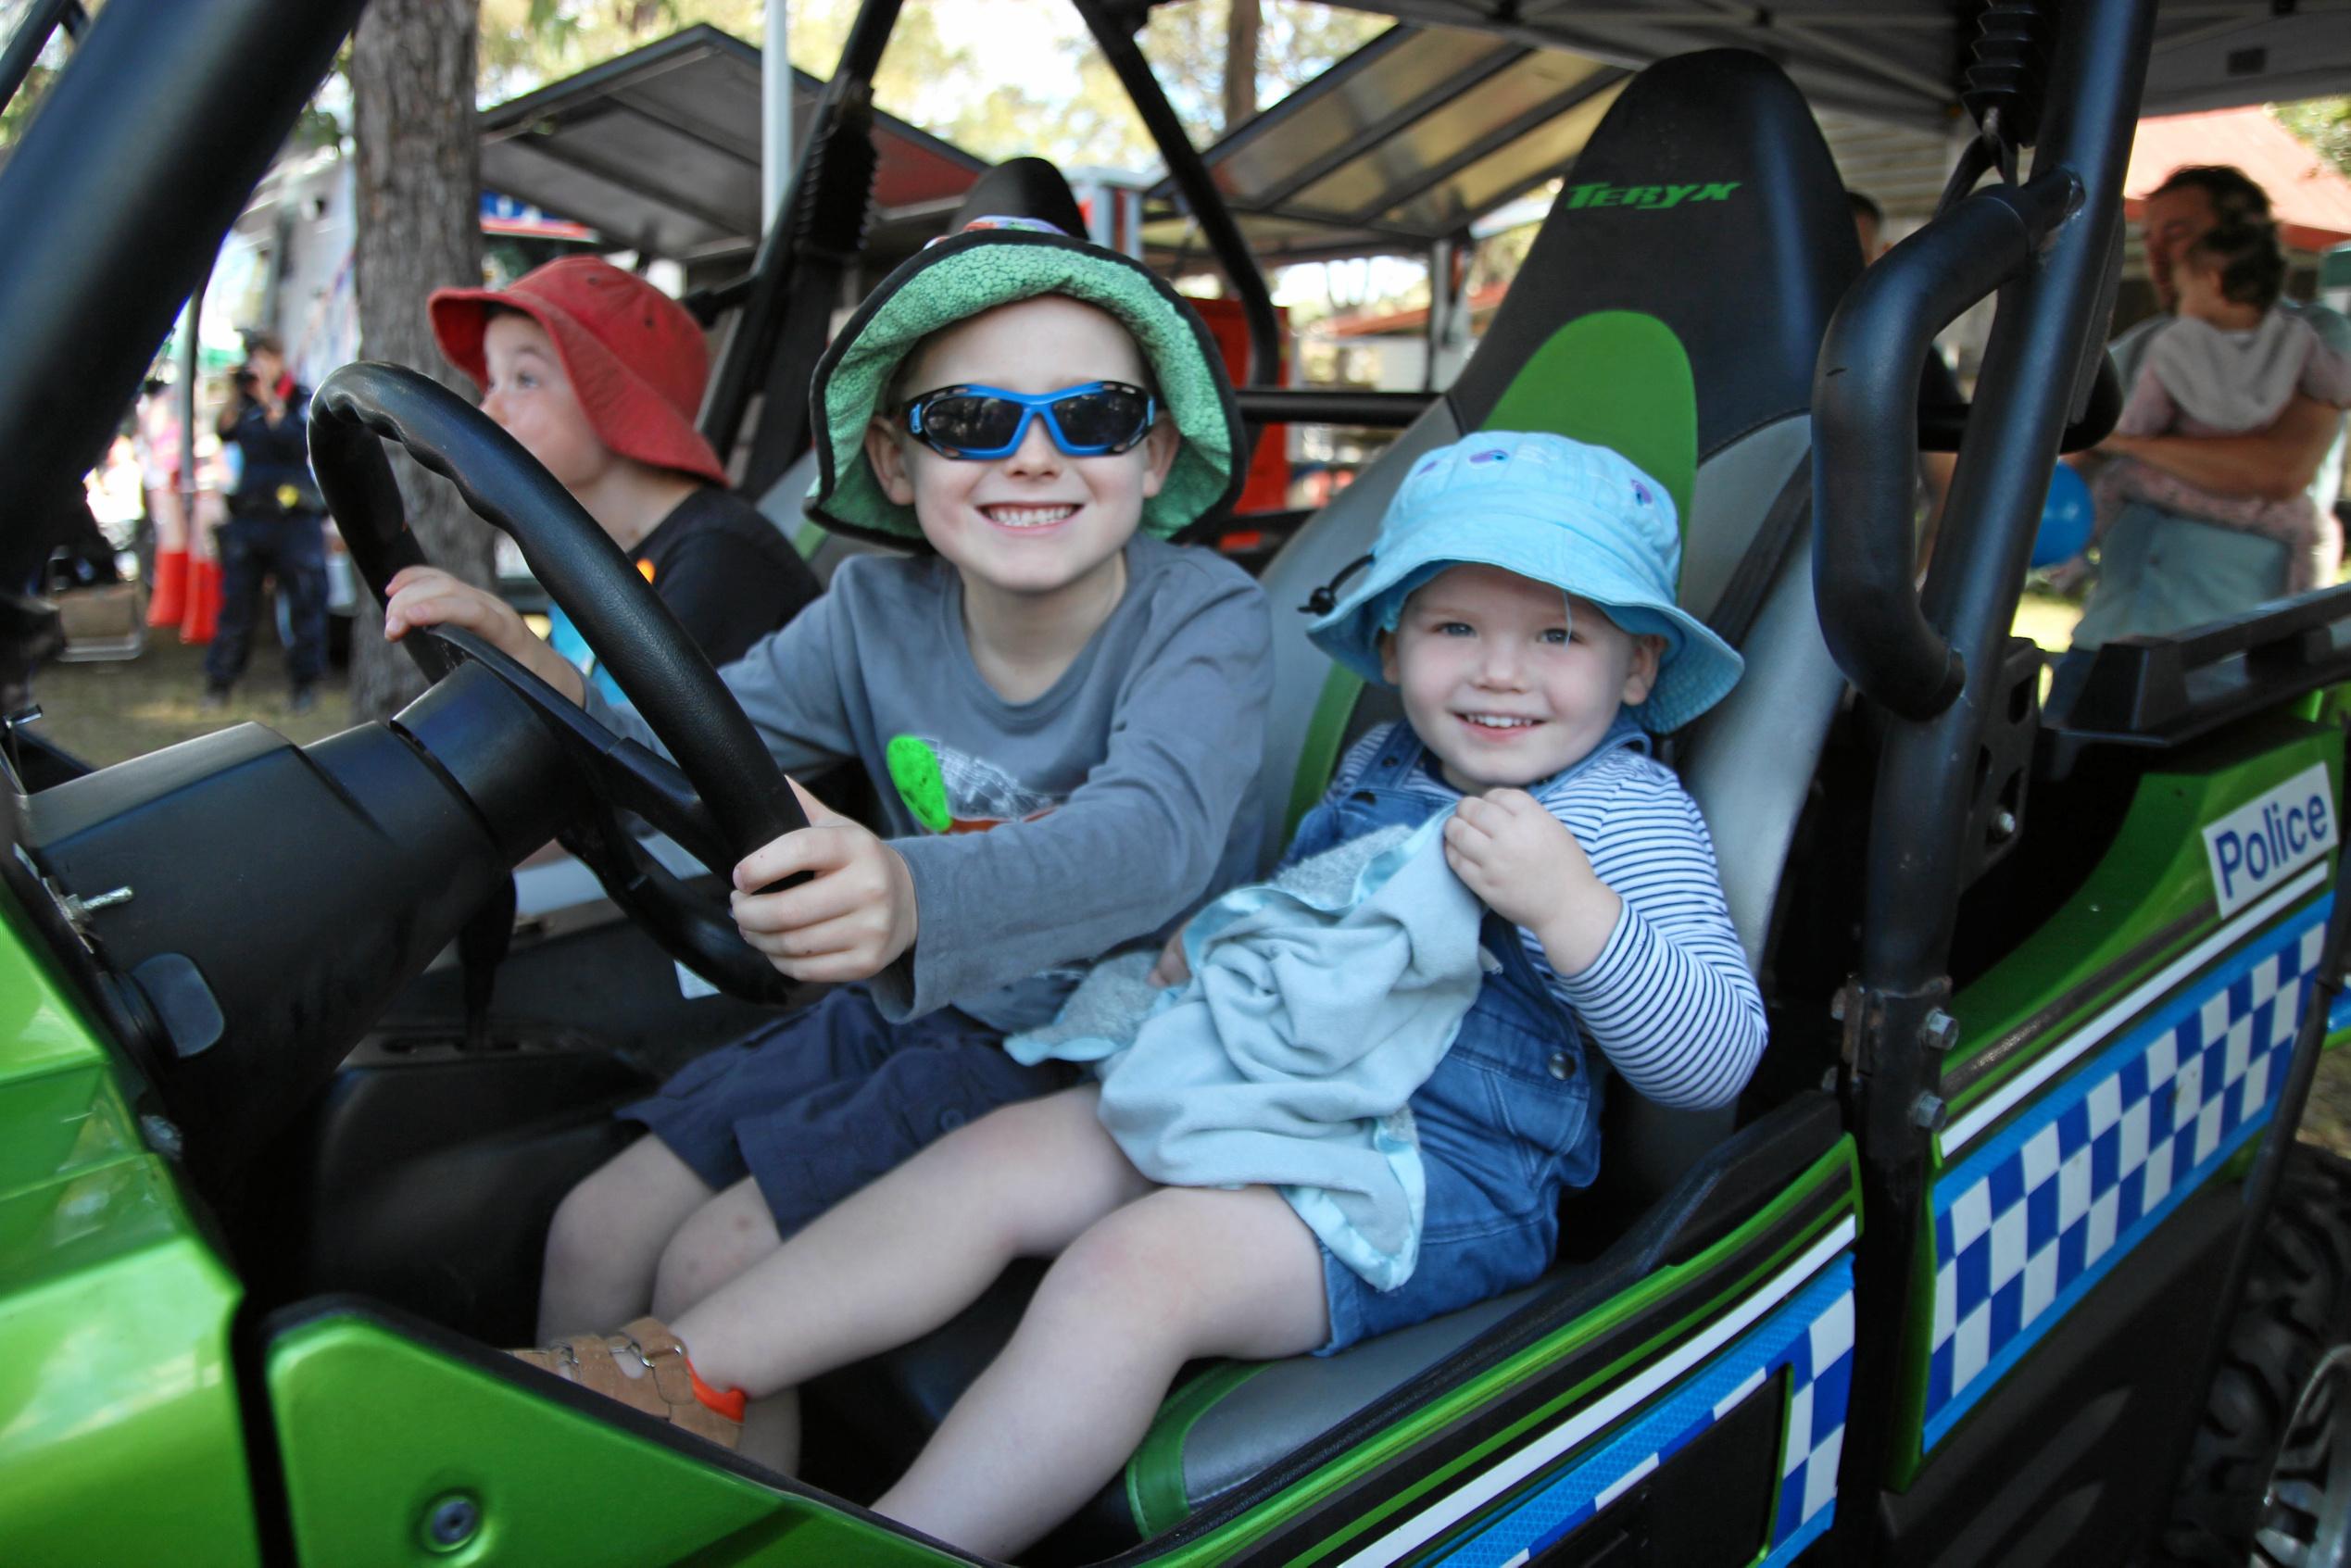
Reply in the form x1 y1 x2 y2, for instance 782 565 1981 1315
731 778 921 983
1444 789 1622 977
383 565 586 707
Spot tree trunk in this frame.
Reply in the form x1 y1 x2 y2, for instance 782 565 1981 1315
346 0 487 721
1223 0 1260 133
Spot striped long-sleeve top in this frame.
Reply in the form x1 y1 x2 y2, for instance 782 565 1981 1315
1312 721 1767 1110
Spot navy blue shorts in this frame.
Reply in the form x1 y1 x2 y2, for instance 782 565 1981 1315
621 985 1078 1237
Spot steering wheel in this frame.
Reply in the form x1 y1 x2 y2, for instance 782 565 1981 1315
308 360 809 1002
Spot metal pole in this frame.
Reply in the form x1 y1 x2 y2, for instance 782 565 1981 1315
179 262 209 525
1073 0 1280 387
761 0 791 233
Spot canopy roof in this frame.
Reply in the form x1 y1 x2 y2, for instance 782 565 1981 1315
476 24 985 261
484 8 2351 272
1301 2 2351 132
1146 6 2351 264
1139 23 1971 263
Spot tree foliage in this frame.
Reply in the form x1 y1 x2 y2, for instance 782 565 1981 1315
0 0 107 150
2275 97 2351 179
471 0 1387 169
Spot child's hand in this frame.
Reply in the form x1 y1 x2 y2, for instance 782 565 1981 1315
1443 790 1623 976
383 566 585 706
729 778 920 983
1148 927 1191 988
2043 554 2093 596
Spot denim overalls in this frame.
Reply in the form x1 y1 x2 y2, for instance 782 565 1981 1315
1290 720 1626 1352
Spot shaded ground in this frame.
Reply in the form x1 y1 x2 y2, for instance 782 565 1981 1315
31 628 351 765
26 595 2351 1158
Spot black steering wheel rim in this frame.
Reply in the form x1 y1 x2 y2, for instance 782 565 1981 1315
308 360 807 1000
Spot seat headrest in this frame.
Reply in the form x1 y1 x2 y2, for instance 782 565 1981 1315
1449 48 1860 461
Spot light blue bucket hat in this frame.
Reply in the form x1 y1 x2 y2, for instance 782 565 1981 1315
1306 432 1743 734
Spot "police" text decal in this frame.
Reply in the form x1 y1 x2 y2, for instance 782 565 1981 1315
2203 762 2336 919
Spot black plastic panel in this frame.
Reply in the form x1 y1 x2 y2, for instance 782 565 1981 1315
1446 49 1857 459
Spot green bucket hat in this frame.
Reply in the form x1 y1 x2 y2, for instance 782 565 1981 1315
804 222 1246 546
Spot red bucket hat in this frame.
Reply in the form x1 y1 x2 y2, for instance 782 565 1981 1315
429 256 727 485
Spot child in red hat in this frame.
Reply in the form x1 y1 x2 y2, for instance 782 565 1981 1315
428 257 819 692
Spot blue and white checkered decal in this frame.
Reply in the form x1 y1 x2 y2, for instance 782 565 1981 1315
1429 1257 1854 1567
1924 896 2328 1449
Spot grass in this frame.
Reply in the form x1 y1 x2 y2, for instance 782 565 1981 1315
29 628 351 767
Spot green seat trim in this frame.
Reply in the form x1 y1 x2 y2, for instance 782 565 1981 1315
1126 1361 1268 1537
1284 666 1367 842
1483 308 1697 535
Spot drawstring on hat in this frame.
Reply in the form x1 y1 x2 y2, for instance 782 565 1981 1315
1301 553 1375 616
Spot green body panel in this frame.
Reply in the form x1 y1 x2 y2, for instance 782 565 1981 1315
268 1312 951 1567
1941 719 2340 1127
1877 719 2346 1487
0 890 258 1568
1102 1135 1858 1564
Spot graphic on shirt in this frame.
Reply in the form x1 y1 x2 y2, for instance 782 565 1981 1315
885 734 1060 834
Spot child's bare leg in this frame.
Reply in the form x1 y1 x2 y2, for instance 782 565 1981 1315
536 1136 714 1339
877 1185 1328 1559
650 1179 786 1322
647 1184 795 1474
669 1085 1150 1399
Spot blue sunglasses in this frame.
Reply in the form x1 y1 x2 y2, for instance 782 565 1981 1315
899 381 1157 460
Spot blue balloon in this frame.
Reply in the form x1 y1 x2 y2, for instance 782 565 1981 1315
2032 462 2093 568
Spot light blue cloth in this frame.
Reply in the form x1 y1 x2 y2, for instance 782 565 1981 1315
1006 813 1484 1289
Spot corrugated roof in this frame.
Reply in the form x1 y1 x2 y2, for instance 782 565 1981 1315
476 24 985 262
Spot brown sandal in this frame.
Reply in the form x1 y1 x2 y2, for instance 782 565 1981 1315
512 1317 744 1449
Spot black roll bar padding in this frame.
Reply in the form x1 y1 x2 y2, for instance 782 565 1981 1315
309 363 808 866
1915 354 2120 455
1072 0 1282 390
1232 387 1435 428
1812 169 2081 721
699 0 903 468
0 0 362 596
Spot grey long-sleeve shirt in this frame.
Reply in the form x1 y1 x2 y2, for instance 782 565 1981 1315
582 533 1274 1031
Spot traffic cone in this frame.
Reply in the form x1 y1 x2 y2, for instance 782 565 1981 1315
145 548 188 627
181 558 220 644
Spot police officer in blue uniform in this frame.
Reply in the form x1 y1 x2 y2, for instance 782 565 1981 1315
204 329 327 713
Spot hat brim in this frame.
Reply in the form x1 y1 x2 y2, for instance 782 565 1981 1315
802 231 1245 546
1305 497 1744 734
429 285 728 487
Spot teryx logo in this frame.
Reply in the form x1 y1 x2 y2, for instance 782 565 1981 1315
2202 762 2336 918
1563 181 1741 211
